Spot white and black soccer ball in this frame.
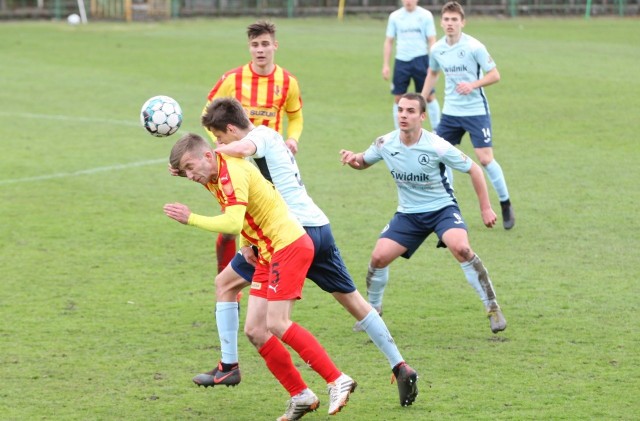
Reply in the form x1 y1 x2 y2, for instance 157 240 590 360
140 95 183 137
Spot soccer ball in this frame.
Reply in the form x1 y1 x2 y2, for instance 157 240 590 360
67 14 81 25
140 95 183 137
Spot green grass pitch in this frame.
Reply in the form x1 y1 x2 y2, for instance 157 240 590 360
1 16 639 420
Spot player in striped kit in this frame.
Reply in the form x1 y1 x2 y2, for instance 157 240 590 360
164 132 356 420
188 98 419 413
204 20 304 276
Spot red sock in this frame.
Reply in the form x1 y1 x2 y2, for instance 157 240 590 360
216 234 237 274
282 322 341 383
258 335 307 396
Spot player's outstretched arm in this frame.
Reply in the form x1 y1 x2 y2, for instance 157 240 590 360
339 149 370 170
163 202 191 224
216 139 257 158
467 163 496 228
164 203 245 234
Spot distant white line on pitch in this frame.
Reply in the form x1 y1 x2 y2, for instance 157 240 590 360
0 159 166 185
0 111 139 127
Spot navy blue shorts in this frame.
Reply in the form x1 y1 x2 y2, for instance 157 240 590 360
436 114 493 148
380 205 468 259
392 55 433 95
230 224 356 294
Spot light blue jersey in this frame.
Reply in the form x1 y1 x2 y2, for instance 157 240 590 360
386 6 436 62
429 33 496 116
363 129 473 213
245 125 329 227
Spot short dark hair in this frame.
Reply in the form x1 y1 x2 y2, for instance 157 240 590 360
247 20 276 40
169 132 211 175
442 1 465 19
201 98 251 133
400 93 426 113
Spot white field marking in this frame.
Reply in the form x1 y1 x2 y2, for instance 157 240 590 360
0 111 140 127
0 159 166 186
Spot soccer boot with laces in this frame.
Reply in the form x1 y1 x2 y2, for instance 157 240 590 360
192 361 241 387
276 388 320 421
327 373 357 415
487 302 507 333
500 200 515 230
391 362 419 406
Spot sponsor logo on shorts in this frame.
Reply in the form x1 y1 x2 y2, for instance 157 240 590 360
250 282 262 290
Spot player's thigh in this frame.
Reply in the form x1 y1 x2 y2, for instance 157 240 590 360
267 234 314 301
411 55 430 93
371 237 407 267
377 212 435 264
463 115 493 148
215 262 250 300
436 114 465 144
392 59 412 95
229 250 256 283
305 225 356 294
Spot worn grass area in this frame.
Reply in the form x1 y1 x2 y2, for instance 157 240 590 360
1 17 639 420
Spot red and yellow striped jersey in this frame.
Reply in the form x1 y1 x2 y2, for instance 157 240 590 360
206 152 304 264
205 63 303 137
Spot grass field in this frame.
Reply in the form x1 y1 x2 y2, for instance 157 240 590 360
1 16 639 421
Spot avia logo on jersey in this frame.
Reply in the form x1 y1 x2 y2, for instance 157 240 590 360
391 170 430 182
418 154 430 165
457 50 466 58
443 64 468 73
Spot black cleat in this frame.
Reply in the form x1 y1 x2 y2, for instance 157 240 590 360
192 361 241 387
392 362 418 407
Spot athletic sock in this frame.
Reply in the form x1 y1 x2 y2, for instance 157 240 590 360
216 234 237 273
427 99 441 131
359 309 403 368
258 335 307 396
460 254 497 309
366 264 390 309
216 302 239 364
281 322 341 383
392 103 399 129
484 160 510 202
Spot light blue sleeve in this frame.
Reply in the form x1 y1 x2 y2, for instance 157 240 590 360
385 15 396 38
429 41 442 70
425 14 436 38
438 140 473 173
474 44 497 73
363 137 384 166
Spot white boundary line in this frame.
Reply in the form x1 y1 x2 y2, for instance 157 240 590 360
0 159 166 186
0 111 140 127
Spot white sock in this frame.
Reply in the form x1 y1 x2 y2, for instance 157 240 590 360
366 265 389 309
359 309 403 368
460 255 497 309
216 302 239 364
485 160 509 202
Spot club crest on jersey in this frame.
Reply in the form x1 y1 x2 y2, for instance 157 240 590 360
418 154 430 166
458 50 466 58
